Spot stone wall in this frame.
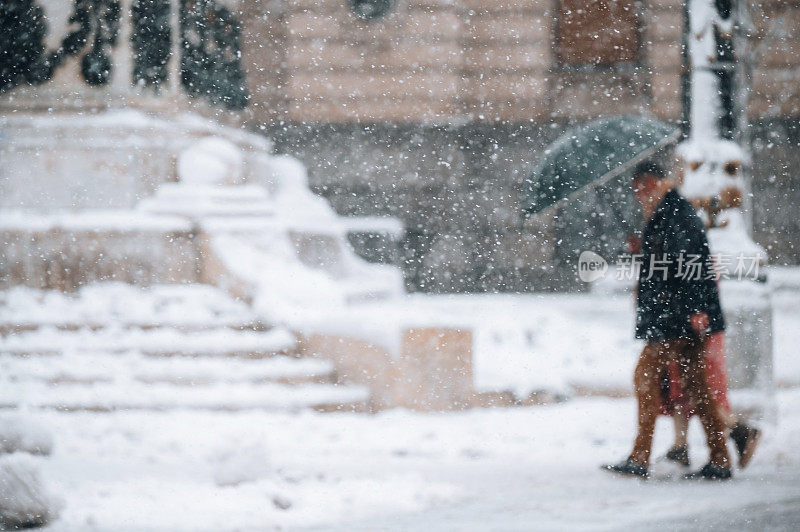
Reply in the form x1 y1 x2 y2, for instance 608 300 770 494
267 118 800 292
265 121 613 293
246 1 800 291
0 226 199 290
460 0 552 121
749 1 800 118
242 1 798 123
3 1 794 292
242 0 691 124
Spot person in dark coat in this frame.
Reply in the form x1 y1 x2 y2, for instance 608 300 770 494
602 161 733 480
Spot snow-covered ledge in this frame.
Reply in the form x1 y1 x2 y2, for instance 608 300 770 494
0 210 197 290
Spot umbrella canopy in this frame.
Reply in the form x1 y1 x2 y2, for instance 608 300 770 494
522 115 680 216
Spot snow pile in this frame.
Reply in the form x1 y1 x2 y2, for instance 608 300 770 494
767 266 800 292
500 299 622 393
209 227 403 328
210 441 271 487
259 154 338 222
177 136 244 186
0 454 60 529
0 415 59 527
676 139 748 199
677 138 766 268
707 212 769 265
30 410 462 529
140 140 405 342
21 389 800 529
210 232 349 322
0 416 53 456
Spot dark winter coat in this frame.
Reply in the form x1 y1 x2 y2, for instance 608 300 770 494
636 188 725 341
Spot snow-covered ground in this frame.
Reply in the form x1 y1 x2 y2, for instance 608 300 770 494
7 281 796 402
404 279 800 397
27 389 800 531
3 280 796 531
406 292 641 398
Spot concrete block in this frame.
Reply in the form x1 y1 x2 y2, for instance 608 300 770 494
298 326 474 411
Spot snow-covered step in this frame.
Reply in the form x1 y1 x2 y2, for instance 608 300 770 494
0 351 336 386
0 380 369 412
0 283 258 332
0 283 373 413
0 320 267 336
0 327 297 358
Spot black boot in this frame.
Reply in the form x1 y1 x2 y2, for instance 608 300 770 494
684 462 732 480
663 445 690 468
601 458 649 478
730 423 761 469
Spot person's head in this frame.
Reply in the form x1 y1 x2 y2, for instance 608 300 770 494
632 160 669 208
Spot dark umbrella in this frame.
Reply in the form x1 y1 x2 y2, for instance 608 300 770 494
522 115 680 217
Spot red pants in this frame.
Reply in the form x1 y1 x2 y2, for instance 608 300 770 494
659 332 731 418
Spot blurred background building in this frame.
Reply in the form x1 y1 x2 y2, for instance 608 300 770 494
236 0 800 292
2 1 797 292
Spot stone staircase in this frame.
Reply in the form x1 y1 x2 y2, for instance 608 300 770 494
0 284 369 413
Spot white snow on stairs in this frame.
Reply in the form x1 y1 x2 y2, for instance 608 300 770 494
0 284 368 413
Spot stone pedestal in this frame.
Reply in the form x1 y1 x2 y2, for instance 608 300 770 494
396 328 474 411
0 0 251 210
298 327 474 412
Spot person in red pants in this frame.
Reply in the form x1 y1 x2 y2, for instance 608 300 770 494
659 331 761 469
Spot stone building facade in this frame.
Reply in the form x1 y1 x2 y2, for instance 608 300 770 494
2 1 795 291
243 0 678 122
234 0 799 292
